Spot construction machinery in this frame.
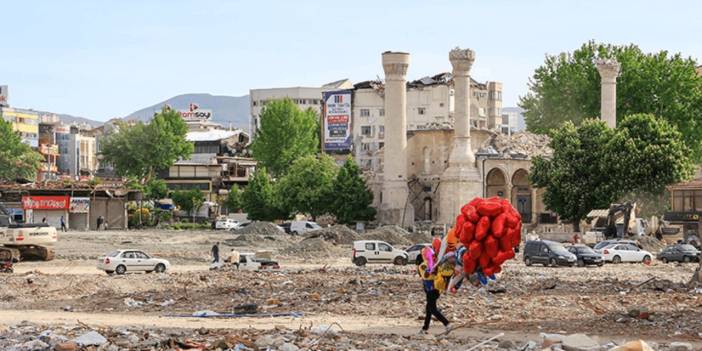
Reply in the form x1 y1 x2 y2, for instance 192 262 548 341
0 203 57 261
603 202 640 239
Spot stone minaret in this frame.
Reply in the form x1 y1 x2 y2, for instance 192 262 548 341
596 58 621 128
438 47 482 225
379 51 414 226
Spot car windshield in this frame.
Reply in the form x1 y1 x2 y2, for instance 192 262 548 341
679 244 698 251
547 243 570 255
594 241 613 250
107 251 120 257
576 246 595 254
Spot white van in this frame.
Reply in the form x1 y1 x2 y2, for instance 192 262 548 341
290 221 321 235
352 240 408 266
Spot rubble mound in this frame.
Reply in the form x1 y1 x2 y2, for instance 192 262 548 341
233 222 283 236
406 232 432 244
226 235 266 247
479 131 552 159
639 236 666 253
363 225 411 245
304 225 360 245
282 237 336 258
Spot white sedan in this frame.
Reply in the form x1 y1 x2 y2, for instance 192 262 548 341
97 250 170 275
600 243 652 264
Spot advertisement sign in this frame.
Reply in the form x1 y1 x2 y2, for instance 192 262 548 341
0 85 7 107
178 103 212 120
323 90 352 152
21 196 70 210
69 197 90 213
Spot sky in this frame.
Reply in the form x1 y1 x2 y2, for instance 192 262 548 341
2 0 702 121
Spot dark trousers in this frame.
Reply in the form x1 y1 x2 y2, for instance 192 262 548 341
423 289 449 330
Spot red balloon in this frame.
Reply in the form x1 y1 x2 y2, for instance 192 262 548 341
491 213 507 238
461 221 475 244
484 235 499 258
475 216 491 241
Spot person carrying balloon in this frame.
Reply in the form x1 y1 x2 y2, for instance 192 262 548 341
417 245 453 334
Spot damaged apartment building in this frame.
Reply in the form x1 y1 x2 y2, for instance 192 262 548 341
157 128 255 205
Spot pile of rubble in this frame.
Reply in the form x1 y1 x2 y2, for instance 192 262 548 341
479 131 552 159
363 225 412 245
639 236 667 253
233 222 284 236
281 238 339 258
303 225 360 245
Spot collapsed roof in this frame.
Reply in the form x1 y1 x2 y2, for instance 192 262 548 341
477 131 552 159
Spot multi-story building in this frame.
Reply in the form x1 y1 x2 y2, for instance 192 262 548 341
0 106 40 147
249 79 353 134
352 73 503 172
37 114 62 181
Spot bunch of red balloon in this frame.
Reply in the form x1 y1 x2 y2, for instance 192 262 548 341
455 197 522 276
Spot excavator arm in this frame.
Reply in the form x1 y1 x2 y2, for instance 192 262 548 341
604 202 634 239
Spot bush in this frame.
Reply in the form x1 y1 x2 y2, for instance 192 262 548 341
165 222 211 230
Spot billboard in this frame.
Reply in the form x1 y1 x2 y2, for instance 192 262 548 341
178 103 212 120
0 85 7 107
323 90 352 152
22 196 70 210
69 197 90 213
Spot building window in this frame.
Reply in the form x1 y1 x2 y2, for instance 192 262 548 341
361 126 372 137
252 101 258 107
360 109 370 117
379 109 385 116
439 103 444 107
361 143 371 151
378 126 385 139
378 142 384 149
418 107 426 115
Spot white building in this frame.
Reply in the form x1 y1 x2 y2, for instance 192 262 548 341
352 73 503 172
249 79 353 134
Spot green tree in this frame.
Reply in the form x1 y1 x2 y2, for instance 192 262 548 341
101 107 194 181
223 185 242 213
0 119 42 181
250 99 319 176
276 155 337 220
530 116 694 231
330 158 376 224
171 189 205 220
520 41 702 159
241 167 284 221
143 178 168 200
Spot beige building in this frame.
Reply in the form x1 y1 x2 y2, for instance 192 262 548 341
249 79 353 134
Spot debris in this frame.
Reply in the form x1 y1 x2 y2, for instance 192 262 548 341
668 342 693 351
282 237 337 258
123 297 144 308
465 332 504 351
233 222 284 236
561 333 600 351
304 225 360 245
192 310 220 317
609 340 654 351
363 225 412 245
73 331 107 346
53 341 79 351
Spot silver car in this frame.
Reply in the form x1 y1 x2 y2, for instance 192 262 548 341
97 249 170 275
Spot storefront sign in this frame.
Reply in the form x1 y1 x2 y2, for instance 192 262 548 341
178 103 212 120
21 196 69 210
664 212 701 222
323 90 352 152
69 197 90 213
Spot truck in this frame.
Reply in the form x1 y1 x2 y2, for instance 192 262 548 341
0 204 57 261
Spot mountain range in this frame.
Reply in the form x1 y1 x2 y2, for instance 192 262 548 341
122 93 250 132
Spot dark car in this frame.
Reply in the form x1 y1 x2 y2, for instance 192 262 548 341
567 245 604 267
405 243 431 265
657 244 700 263
524 240 577 267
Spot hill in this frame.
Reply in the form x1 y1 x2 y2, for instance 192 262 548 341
123 93 250 132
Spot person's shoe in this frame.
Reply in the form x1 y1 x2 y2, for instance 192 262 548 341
417 329 428 335
444 325 452 334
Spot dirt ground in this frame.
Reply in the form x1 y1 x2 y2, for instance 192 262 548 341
1 229 701 350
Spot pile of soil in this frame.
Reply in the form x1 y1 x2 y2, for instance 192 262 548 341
226 234 266 247
233 222 283 236
304 225 360 245
406 232 432 244
639 236 666 253
362 225 411 246
281 237 336 258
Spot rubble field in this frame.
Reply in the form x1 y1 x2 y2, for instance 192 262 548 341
1 228 702 350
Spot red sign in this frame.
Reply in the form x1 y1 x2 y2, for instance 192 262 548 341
21 196 70 210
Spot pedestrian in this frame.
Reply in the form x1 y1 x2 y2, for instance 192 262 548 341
211 242 220 264
228 249 240 269
60 216 67 232
417 246 451 334
96 216 104 231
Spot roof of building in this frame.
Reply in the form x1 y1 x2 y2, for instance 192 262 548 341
354 73 493 91
669 176 702 190
186 129 245 142
322 79 353 90
477 131 552 160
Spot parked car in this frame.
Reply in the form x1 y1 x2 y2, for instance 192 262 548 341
600 243 652 264
594 239 641 252
215 218 241 230
238 252 280 270
657 244 701 263
97 249 170 275
524 240 577 267
566 244 604 267
405 243 431 265
290 221 321 235
279 223 292 234
352 240 408 266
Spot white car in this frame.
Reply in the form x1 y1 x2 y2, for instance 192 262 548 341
600 243 652 264
215 218 241 230
352 240 408 266
97 250 170 275
406 243 431 264
290 221 321 235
